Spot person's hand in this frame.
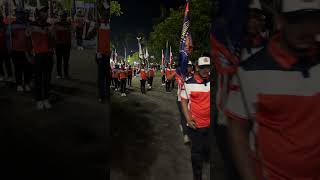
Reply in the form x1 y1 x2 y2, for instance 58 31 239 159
97 52 102 59
187 119 197 129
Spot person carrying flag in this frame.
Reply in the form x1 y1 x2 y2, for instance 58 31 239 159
10 8 32 92
161 66 166 85
26 5 55 110
171 63 177 90
225 0 320 179
181 56 210 180
165 64 172 92
127 65 133 87
52 10 72 79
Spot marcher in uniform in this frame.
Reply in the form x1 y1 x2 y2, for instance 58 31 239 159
0 13 13 82
119 64 127 96
181 56 211 180
165 64 172 92
127 65 133 87
138 64 147 94
26 6 55 110
148 65 155 89
10 8 32 92
53 11 72 79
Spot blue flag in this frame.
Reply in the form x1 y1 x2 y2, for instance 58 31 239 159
178 2 193 77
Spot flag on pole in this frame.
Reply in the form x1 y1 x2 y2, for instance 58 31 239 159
72 0 76 18
170 46 173 65
161 49 164 67
178 1 193 77
164 41 169 65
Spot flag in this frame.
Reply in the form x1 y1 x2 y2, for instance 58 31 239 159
161 49 164 67
170 46 173 65
178 1 193 77
164 41 169 65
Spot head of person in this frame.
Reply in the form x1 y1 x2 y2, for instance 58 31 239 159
276 0 320 58
247 0 266 36
36 6 49 23
197 56 211 79
187 61 193 73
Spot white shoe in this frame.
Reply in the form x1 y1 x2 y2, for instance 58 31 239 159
184 135 190 144
123 93 126 97
0 76 4 81
25 85 31 92
36 101 44 110
17 85 24 92
43 99 52 109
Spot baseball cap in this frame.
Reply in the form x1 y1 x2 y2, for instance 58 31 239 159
198 57 210 66
282 0 320 13
188 61 193 65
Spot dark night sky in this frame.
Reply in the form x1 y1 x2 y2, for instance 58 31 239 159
111 0 183 55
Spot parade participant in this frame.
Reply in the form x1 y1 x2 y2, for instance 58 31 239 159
53 11 72 79
165 64 172 92
119 64 127 96
241 0 268 61
110 65 114 88
181 56 210 180
10 8 32 92
127 65 133 87
148 65 155 89
0 12 13 82
171 63 177 90
74 10 84 50
138 63 147 94
113 64 120 91
26 5 54 110
95 18 110 103
161 66 165 85
225 0 320 179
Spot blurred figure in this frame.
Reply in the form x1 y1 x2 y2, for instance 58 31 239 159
226 1 320 179
53 11 72 79
10 8 32 92
138 64 147 94
26 6 54 110
74 10 85 50
119 64 127 96
165 64 172 92
0 13 13 82
127 65 133 87
148 65 155 89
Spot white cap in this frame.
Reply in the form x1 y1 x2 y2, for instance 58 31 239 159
198 57 210 66
249 0 262 10
188 61 192 65
282 0 320 13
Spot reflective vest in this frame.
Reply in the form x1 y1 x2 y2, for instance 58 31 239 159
119 70 126 79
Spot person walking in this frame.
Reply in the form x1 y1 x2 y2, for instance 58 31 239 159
0 13 13 82
127 65 133 87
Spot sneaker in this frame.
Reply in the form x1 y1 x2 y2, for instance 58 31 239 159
56 76 62 79
123 93 126 97
183 135 190 144
25 85 31 92
7 77 13 82
36 101 44 110
43 99 52 109
17 85 24 92
202 162 210 180
0 76 4 81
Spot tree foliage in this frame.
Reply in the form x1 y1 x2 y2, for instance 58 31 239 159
148 0 213 64
111 0 122 17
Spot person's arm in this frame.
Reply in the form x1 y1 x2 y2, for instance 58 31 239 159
228 119 257 180
181 98 196 129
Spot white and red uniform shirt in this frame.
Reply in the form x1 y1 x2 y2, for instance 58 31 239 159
180 74 210 128
225 34 320 179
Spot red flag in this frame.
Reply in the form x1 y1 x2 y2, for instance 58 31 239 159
161 49 164 66
170 46 173 65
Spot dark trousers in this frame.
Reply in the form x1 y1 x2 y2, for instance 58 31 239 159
162 75 165 84
177 99 188 135
188 127 210 180
111 77 114 86
96 55 108 99
120 78 126 93
0 51 13 77
56 44 71 77
215 125 241 180
171 79 175 89
76 28 83 47
114 78 119 89
140 79 146 94
11 51 32 86
148 76 154 87
34 54 53 101
127 76 132 86
166 80 171 92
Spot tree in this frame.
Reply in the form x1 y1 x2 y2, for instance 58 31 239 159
148 0 213 64
111 0 122 17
